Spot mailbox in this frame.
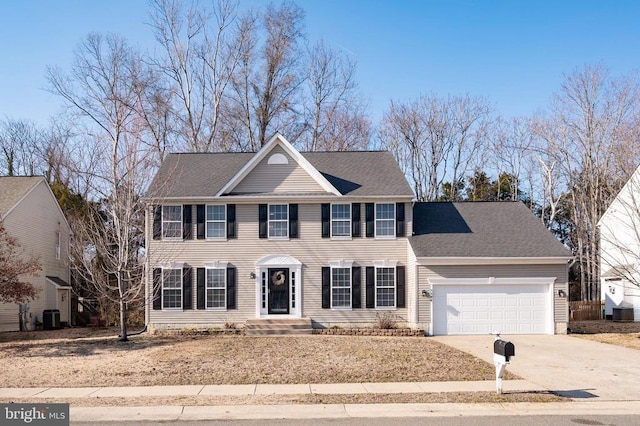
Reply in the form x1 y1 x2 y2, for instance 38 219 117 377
494 339 515 361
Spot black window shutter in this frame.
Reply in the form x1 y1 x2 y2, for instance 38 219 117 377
365 266 375 308
365 203 375 238
289 204 298 238
196 205 205 239
153 268 162 310
183 205 193 240
352 266 362 308
396 203 405 237
153 206 162 240
396 266 406 308
227 204 236 239
182 267 193 309
227 267 237 309
259 204 267 238
322 267 330 309
352 203 361 237
196 268 205 310
321 204 330 238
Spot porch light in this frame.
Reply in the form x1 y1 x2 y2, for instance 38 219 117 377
249 272 256 279
558 289 567 298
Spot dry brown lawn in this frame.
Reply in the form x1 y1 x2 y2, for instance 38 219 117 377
0 327 568 406
0 327 513 388
569 320 640 350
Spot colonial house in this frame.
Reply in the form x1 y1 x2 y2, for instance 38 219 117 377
144 134 571 335
599 166 640 321
0 176 72 331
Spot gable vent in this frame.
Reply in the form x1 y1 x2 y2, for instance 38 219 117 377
267 153 289 165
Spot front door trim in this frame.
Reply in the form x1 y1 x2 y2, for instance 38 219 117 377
255 255 302 318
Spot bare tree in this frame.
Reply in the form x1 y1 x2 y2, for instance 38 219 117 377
47 33 153 341
380 94 492 201
149 0 248 153
534 63 640 301
0 118 46 176
229 1 305 150
302 39 370 151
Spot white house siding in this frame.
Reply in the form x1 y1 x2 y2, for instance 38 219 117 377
0 180 71 331
147 201 411 330
416 263 569 335
232 146 328 194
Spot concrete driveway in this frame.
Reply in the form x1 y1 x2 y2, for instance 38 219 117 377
432 334 640 401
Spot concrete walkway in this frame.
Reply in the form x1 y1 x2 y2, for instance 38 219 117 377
0 379 543 399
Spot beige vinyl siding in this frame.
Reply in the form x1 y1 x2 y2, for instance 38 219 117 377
232 146 328 194
0 180 71 331
147 201 411 327
416 263 569 328
0 305 19 331
406 241 418 327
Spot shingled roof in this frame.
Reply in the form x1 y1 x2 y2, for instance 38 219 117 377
410 202 571 258
0 176 43 218
146 150 414 198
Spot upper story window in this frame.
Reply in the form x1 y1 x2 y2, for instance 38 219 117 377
375 203 395 237
162 205 182 239
206 205 226 239
269 204 288 238
55 231 61 260
162 268 182 310
331 204 351 238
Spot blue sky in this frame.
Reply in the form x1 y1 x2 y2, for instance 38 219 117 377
1 0 640 126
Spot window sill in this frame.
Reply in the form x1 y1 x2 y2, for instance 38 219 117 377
374 307 397 311
161 308 184 312
205 238 227 242
331 307 352 311
330 236 352 241
206 308 227 312
161 238 184 242
268 237 290 241
374 235 396 240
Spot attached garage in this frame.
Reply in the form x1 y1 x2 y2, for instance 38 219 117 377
410 202 572 335
430 278 554 335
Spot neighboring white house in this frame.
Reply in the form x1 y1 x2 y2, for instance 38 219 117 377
0 177 72 331
599 166 640 321
144 133 572 335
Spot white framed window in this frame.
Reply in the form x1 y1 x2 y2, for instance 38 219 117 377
162 205 182 239
331 204 351 238
206 267 226 310
375 203 395 237
268 204 288 238
55 231 61 260
331 267 352 309
375 266 396 308
206 205 226 239
162 268 182 310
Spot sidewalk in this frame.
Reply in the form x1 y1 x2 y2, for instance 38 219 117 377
2 381 640 422
0 380 543 399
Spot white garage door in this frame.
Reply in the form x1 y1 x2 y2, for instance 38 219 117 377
432 284 551 335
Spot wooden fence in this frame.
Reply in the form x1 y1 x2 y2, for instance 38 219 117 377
569 301 604 321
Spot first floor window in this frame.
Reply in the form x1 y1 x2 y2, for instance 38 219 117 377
206 205 226 239
375 203 395 237
162 268 182 309
376 267 395 308
162 205 182 239
269 204 288 238
331 267 351 308
206 268 226 309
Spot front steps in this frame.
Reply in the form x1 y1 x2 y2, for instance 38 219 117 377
244 318 313 336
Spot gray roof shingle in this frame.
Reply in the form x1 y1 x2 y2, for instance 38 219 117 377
410 202 571 258
146 151 414 198
0 176 43 218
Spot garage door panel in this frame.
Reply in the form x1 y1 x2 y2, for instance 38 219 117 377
433 283 550 335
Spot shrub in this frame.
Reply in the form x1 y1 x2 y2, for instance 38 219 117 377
375 312 397 329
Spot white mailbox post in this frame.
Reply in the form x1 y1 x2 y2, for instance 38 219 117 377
491 332 515 394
